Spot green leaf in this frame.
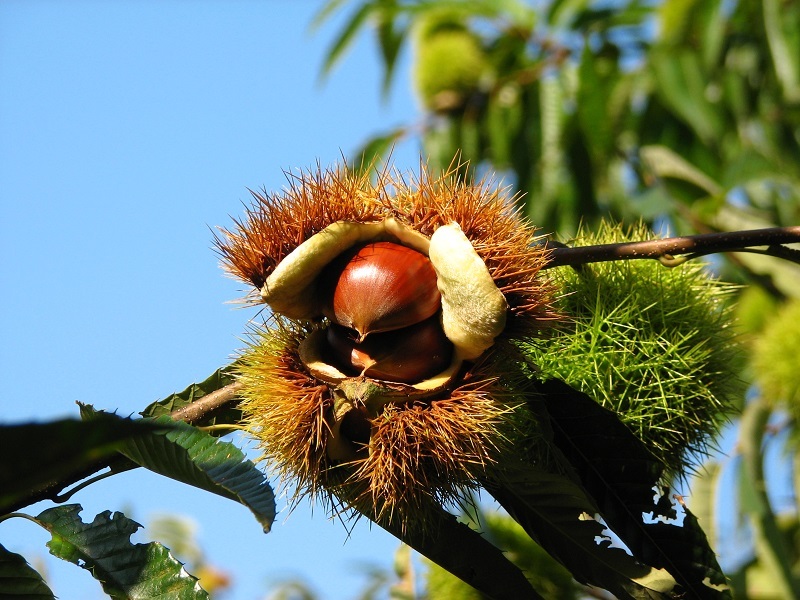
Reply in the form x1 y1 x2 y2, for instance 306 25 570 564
0 417 159 514
689 461 723 553
539 74 564 202
350 127 407 174
0 543 55 599
376 3 406 97
485 83 522 168
533 378 730 598
309 0 351 32
546 0 590 28
639 144 723 196
576 43 618 166
698 0 725 71
319 1 376 77
421 119 460 176
649 49 724 144
35 504 208 600
140 366 241 432
81 406 276 533
480 511 581 599
763 0 800 103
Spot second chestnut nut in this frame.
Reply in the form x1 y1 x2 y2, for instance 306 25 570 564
325 318 453 384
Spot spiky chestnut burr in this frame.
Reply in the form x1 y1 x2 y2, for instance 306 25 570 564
521 221 742 475
215 162 556 528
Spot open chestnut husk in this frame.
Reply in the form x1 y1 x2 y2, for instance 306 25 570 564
325 316 453 384
322 241 441 339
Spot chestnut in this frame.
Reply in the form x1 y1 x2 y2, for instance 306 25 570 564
322 241 441 339
325 317 453 384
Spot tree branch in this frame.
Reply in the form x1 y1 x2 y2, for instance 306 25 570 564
542 226 800 269
169 381 244 425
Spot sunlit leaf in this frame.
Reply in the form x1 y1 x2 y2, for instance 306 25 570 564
35 504 208 600
689 461 723 552
640 145 722 196
350 127 407 174
320 2 376 77
309 0 352 32
763 0 800 103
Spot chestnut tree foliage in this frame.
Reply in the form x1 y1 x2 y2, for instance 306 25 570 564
2 1 799 599
312 0 800 597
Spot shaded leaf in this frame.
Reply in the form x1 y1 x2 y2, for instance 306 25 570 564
377 502 544 600
0 542 55 600
576 42 618 166
483 463 676 600
35 504 208 600
485 83 522 167
376 3 406 97
649 48 725 144
0 417 160 514
532 378 730 598
81 406 275 533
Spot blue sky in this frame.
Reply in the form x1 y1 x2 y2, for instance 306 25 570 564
0 1 422 598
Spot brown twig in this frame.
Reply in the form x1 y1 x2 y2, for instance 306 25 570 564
169 381 244 425
542 226 800 269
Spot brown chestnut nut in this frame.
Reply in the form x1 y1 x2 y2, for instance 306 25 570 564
325 317 453 384
322 241 441 340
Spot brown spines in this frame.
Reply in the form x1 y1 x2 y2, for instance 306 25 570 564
215 166 386 291
346 359 533 528
227 159 559 530
217 160 556 327
389 167 557 326
236 322 332 497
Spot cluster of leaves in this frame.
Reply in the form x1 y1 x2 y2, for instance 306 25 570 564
0 370 273 598
3 1 800 598
320 0 800 242
315 0 800 597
